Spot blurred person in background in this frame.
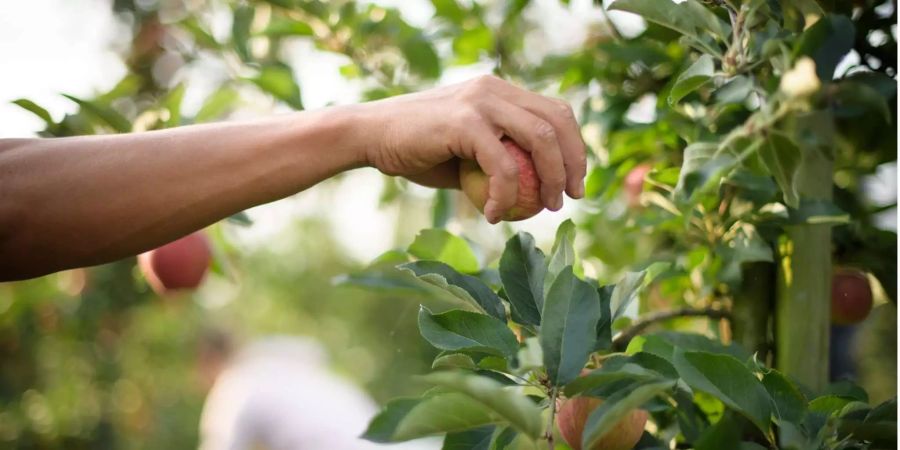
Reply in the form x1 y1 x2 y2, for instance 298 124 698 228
196 331 439 450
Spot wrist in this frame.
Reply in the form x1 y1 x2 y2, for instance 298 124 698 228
307 103 380 170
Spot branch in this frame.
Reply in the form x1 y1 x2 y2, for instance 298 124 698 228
612 308 732 351
545 387 558 450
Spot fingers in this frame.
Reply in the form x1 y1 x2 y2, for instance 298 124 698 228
464 124 520 223
485 100 566 211
489 82 587 199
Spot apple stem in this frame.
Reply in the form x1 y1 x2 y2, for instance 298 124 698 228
545 387 558 450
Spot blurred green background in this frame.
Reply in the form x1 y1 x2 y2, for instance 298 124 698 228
1 0 896 448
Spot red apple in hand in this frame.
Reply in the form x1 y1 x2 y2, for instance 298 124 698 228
831 268 873 325
139 231 212 296
557 395 648 450
459 137 543 221
623 163 652 208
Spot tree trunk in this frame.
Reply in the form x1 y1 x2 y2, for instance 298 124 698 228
775 146 833 392
732 262 774 361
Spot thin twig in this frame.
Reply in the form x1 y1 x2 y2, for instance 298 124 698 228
612 308 732 350
545 387 559 450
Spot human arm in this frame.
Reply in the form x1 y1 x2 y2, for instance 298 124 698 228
0 75 585 281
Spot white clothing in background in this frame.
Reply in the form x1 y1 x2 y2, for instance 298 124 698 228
199 336 439 450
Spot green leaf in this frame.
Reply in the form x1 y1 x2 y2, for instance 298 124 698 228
762 369 807 423
62 95 131 133
595 285 613 351
808 395 854 416
12 99 54 125
179 16 220 48
564 352 676 396
793 14 855 81
431 0 466 24
363 394 499 442
718 223 774 284
491 426 518 450
443 425 494 450
400 261 506 320
715 76 754 104
421 372 544 439
232 5 254 62
758 132 801 208
865 397 897 423
162 83 186 128
433 353 478 370
628 332 751 361
332 269 431 294
824 380 868 403
695 410 742 450
363 398 423 442
409 229 480 274
540 267 601 386
544 219 577 297
499 232 546 327
669 54 715 105
195 87 240 123
418 307 518 358
581 380 676 450
453 26 494 65
609 0 730 45
401 35 441 79
674 142 737 202
609 271 644 320
673 350 773 435
247 64 303 110
260 17 314 37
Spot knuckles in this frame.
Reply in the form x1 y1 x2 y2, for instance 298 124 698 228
553 98 576 123
533 120 558 144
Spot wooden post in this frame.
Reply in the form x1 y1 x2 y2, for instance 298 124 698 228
775 144 833 392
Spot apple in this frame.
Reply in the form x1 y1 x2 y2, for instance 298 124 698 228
557 395 648 450
459 137 543 221
623 164 652 208
831 268 873 325
138 231 212 296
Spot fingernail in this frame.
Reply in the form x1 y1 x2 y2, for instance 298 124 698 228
574 183 585 198
484 200 500 223
554 193 564 210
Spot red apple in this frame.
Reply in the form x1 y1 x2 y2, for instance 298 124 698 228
623 164 652 208
459 137 543 221
831 268 873 325
138 231 212 296
557 395 648 450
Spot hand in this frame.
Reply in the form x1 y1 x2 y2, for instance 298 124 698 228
362 75 586 223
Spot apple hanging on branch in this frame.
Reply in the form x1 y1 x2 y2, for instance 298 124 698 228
459 137 544 221
623 163 652 209
138 231 212 296
557 395 648 450
831 268 873 325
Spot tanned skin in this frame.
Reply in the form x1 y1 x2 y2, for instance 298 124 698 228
0 76 586 281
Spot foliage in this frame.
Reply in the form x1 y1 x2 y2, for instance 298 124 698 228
4 0 897 448
359 223 896 449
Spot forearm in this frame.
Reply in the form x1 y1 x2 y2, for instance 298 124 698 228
0 105 372 280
